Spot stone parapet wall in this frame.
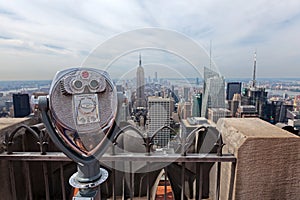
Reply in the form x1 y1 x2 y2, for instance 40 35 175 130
213 118 300 200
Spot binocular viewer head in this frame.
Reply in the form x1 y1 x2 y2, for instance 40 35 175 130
40 67 117 160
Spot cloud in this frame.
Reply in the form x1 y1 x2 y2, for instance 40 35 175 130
43 44 67 51
0 8 15 16
0 35 12 40
0 0 300 80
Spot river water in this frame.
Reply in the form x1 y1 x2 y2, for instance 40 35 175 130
267 89 300 97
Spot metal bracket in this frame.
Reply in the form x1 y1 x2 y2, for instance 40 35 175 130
3 124 45 155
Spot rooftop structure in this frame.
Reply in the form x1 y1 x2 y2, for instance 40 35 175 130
208 108 231 124
236 105 258 118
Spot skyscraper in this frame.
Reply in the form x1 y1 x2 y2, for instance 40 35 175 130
242 83 268 119
136 54 146 107
183 87 190 102
13 93 31 118
192 93 202 117
148 97 172 147
226 82 242 100
154 71 158 82
183 102 192 119
203 66 219 94
201 67 225 118
251 51 257 89
265 100 293 124
196 77 200 85
117 92 129 122
231 93 241 117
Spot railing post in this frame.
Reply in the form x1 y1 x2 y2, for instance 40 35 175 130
215 133 225 200
60 163 67 200
228 161 236 200
8 160 17 200
216 161 221 200
196 163 203 200
181 162 185 200
111 161 116 200
146 162 150 200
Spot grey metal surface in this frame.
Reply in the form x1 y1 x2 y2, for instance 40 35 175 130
51 70 114 128
48 68 117 156
69 168 109 189
0 152 236 162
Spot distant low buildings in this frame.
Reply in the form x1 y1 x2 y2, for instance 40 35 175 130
181 117 208 136
287 110 300 132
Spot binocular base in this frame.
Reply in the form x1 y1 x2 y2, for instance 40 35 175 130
69 168 108 200
70 167 108 200
73 196 96 200
69 167 109 189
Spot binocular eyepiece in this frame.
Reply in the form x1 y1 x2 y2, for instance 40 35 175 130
46 67 117 157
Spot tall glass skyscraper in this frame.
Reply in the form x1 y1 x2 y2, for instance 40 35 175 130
192 93 202 117
201 67 225 118
226 82 242 100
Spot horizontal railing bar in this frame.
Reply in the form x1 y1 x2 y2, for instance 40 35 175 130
105 153 236 162
0 152 236 162
0 152 71 161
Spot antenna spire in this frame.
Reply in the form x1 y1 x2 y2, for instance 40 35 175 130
252 50 257 88
139 53 142 66
209 40 212 68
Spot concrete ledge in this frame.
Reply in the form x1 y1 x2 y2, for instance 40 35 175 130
0 118 33 130
214 118 300 200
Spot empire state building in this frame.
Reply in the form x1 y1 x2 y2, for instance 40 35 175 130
136 54 146 108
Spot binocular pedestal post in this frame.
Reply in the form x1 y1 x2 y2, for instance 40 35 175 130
69 161 109 200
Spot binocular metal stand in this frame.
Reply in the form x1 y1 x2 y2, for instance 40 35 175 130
39 96 109 200
69 161 108 200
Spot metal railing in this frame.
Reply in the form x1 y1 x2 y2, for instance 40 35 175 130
0 123 236 200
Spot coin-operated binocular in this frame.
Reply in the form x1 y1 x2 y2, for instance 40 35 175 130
39 68 118 199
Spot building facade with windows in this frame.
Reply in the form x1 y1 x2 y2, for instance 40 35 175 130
148 97 172 147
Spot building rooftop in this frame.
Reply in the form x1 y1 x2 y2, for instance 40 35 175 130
217 118 298 138
148 96 172 101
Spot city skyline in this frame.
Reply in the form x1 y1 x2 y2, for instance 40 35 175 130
1 1 300 80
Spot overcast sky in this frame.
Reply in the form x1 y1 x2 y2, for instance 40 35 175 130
0 0 300 80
